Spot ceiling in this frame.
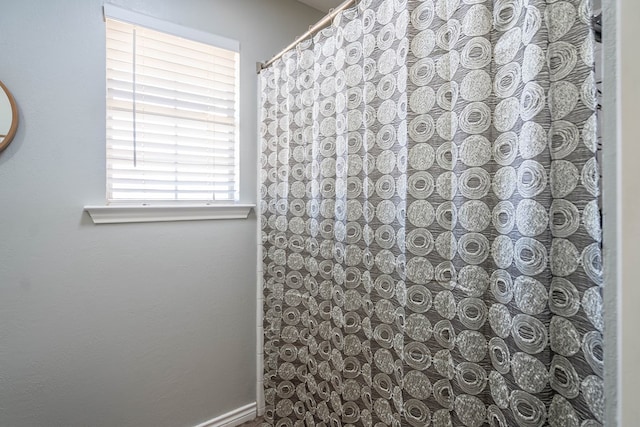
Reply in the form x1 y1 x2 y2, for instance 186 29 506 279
297 0 344 13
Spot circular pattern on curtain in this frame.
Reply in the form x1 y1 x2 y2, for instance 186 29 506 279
260 0 602 426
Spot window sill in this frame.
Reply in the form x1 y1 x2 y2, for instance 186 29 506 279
84 204 255 224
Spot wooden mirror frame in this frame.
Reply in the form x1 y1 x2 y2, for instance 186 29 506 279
0 80 18 153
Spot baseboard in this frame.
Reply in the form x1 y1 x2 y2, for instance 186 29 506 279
193 402 257 427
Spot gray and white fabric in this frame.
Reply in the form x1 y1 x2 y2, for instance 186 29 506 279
259 0 602 426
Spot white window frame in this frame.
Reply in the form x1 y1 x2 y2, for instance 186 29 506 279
85 4 253 223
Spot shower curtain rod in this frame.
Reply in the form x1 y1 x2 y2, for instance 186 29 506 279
257 0 357 73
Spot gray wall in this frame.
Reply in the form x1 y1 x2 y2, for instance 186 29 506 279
0 1 322 427
620 0 640 424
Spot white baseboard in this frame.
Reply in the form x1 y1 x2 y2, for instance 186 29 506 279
193 402 257 427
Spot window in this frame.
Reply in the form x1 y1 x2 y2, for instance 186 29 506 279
104 5 240 204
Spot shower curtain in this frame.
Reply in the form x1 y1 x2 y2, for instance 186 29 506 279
259 0 602 426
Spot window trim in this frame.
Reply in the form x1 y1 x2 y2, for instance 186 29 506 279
103 4 239 52
84 204 255 224
87 4 249 222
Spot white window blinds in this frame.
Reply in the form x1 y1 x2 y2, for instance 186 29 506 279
105 11 239 203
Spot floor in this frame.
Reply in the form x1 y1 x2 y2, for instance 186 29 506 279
240 417 264 427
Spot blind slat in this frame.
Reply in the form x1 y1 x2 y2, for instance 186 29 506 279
108 156 236 169
108 175 236 184
107 78 236 108
110 183 235 190
107 76 235 106
107 100 236 126
107 136 236 151
108 137 235 151
106 18 238 58
106 49 237 85
108 117 235 137
107 117 236 135
108 88 235 119
110 194 235 201
105 41 237 73
107 62 236 93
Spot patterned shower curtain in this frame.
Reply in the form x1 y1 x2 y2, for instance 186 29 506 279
259 0 602 426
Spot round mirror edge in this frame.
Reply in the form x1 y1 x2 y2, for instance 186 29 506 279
0 79 18 153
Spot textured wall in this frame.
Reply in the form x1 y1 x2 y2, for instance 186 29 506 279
0 1 321 426
600 1 619 425
620 0 640 425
